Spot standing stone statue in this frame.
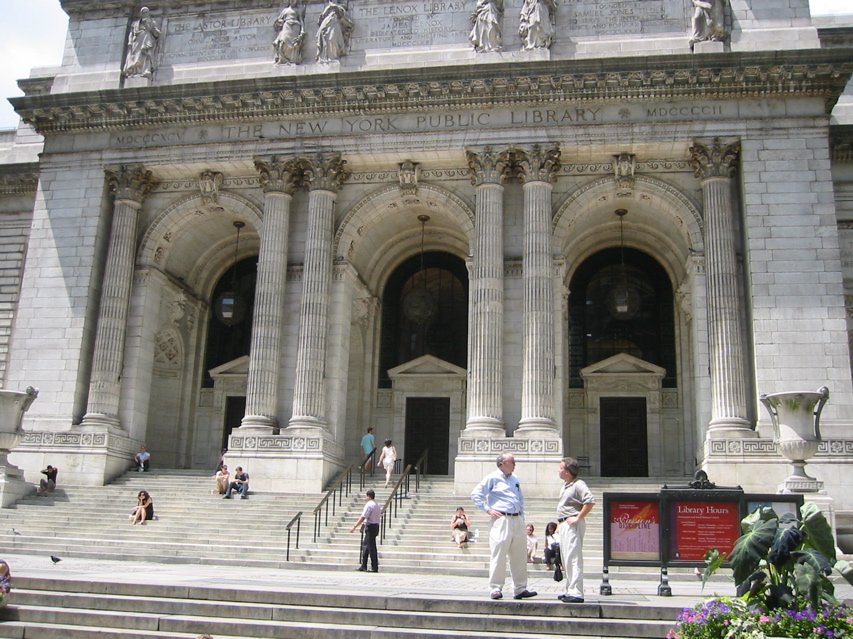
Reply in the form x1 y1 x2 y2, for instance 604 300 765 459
469 0 503 53
518 0 557 50
317 0 354 62
122 7 161 78
273 0 305 65
689 0 726 49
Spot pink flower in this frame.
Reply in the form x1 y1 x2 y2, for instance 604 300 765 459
760 616 770 622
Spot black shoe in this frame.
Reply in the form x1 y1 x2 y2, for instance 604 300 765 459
240 495 248 499
513 590 538 600
558 595 584 603
356 567 367 572
369 568 379 573
223 495 231 499
490 591 503 600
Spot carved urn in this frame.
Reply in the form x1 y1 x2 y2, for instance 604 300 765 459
759 386 828 493
0 387 37 465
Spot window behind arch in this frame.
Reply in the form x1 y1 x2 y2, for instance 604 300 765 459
378 251 468 388
568 247 676 388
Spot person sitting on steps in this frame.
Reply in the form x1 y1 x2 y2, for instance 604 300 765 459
37 465 58 496
134 445 150 472
224 467 249 499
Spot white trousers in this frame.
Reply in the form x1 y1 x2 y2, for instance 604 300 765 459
558 518 586 598
488 514 528 595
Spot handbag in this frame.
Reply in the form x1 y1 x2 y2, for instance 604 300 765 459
554 563 563 582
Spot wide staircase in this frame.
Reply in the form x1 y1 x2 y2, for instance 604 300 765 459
0 469 693 639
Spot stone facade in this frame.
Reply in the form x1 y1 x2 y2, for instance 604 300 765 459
0 1 852 522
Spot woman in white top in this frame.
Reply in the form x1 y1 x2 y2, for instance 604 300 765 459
377 439 397 487
215 464 230 495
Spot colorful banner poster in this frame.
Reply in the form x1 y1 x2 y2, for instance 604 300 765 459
669 500 740 561
609 500 660 561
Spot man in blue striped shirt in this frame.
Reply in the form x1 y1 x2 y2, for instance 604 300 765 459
471 452 538 600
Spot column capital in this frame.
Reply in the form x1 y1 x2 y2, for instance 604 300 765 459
254 156 302 194
105 164 159 204
299 153 350 193
513 144 561 184
466 146 512 186
688 137 741 180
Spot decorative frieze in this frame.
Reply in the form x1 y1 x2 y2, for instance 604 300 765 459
707 438 853 458
0 168 39 195
20 430 135 454
458 437 562 455
228 433 345 461
13 53 853 134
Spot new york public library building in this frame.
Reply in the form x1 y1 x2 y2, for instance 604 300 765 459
2 0 853 533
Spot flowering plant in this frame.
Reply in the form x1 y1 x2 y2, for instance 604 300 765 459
668 597 853 638
668 502 853 638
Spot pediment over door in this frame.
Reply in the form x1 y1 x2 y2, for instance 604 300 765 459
387 354 467 379
580 353 665 393
209 355 249 378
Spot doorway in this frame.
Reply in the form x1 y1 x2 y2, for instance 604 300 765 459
600 397 648 477
223 395 246 452
405 397 450 474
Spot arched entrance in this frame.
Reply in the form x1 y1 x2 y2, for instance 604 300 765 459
379 251 468 474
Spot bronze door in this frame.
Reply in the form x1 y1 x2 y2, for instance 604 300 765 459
405 397 450 475
600 397 648 477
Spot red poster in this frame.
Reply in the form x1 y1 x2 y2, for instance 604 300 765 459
670 501 740 561
610 500 660 561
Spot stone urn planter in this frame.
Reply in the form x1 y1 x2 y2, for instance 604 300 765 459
759 386 828 493
0 386 38 467
0 386 38 508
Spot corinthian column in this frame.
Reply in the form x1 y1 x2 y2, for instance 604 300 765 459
82 165 159 429
288 153 350 431
241 157 302 430
465 147 511 435
688 138 752 436
515 144 561 435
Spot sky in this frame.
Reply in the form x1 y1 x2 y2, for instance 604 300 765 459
0 0 851 129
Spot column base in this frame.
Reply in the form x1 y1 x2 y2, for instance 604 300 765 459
462 417 506 437
455 435 563 497
80 413 121 430
707 417 756 439
239 414 278 432
227 428 344 493
515 417 559 438
9 426 137 487
287 416 328 431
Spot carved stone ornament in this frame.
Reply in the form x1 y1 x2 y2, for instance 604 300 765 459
316 0 354 62
688 137 740 180
613 153 636 190
398 160 420 195
299 153 351 192
122 7 161 79
465 146 512 185
273 0 306 65
518 0 556 50
254 156 302 194
469 0 503 52
689 0 728 50
198 170 224 204
513 144 561 183
105 164 160 204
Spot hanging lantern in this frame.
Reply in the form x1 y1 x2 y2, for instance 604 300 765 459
606 209 640 319
403 214 438 324
214 221 247 326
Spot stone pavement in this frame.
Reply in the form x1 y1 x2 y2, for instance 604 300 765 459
8 549 845 616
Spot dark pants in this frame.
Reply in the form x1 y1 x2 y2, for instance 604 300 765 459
134 458 150 471
360 523 379 570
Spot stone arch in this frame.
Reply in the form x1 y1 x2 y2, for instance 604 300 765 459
138 191 264 297
334 183 475 293
553 175 703 286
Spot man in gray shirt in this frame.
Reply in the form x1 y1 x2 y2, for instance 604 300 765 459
555 456 595 603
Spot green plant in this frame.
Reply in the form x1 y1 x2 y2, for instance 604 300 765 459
668 502 853 638
702 502 853 610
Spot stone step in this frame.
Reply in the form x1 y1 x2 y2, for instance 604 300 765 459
0 577 675 638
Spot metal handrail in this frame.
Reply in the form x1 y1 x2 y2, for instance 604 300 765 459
379 463 412 543
312 463 354 542
412 448 429 493
358 447 377 490
284 511 302 561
